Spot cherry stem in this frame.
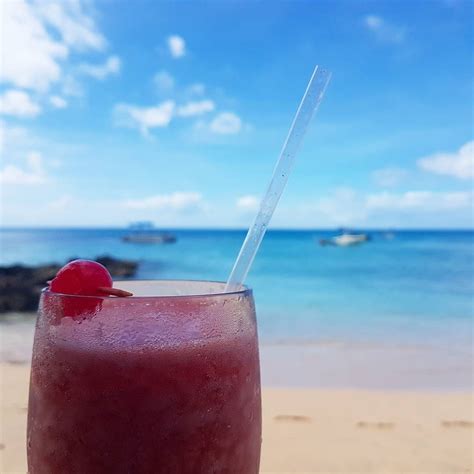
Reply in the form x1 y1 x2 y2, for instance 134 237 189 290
97 287 133 297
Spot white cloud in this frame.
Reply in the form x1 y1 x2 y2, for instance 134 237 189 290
417 141 473 180
61 75 84 97
1 0 116 116
123 192 202 211
27 151 42 173
177 100 215 117
366 191 472 211
114 100 175 136
0 0 67 91
0 90 41 118
364 15 405 44
49 159 62 168
187 83 205 96
1 0 108 93
365 15 383 29
0 151 46 185
315 188 368 224
209 112 242 134
167 35 186 58
114 98 220 136
0 165 43 185
79 55 121 80
153 71 174 93
49 95 68 109
34 0 106 51
0 121 27 152
236 195 260 212
372 167 408 187
47 195 73 211
286 188 473 228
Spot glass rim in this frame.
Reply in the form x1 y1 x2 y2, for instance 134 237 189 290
42 279 252 300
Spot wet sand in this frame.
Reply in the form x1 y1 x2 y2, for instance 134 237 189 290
1 362 472 473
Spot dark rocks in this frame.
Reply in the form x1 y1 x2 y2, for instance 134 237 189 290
0 257 138 313
0 264 58 313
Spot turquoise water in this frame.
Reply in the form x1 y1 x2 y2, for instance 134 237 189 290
1 229 472 349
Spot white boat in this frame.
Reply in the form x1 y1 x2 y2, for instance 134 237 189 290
319 231 370 246
122 222 177 244
332 233 368 246
122 234 176 244
383 231 395 240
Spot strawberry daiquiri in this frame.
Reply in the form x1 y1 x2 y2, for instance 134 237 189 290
27 261 261 473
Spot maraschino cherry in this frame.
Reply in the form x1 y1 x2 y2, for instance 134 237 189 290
50 260 112 295
49 259 132 318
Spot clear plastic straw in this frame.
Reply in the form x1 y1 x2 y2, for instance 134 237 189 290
226 66 331 291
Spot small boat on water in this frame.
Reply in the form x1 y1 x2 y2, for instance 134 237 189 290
319 230 370 247
382 231 395 240
122 222 177 244
122 234 176 244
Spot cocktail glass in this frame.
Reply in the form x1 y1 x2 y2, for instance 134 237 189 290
27 280 261 474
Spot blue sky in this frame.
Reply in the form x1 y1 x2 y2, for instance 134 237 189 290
1 0 472 228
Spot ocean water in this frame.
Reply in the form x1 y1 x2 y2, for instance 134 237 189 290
1 228 473 351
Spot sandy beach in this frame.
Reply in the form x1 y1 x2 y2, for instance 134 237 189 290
1 361 472 474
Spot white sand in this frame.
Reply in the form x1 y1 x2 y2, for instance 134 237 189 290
1 362 472 473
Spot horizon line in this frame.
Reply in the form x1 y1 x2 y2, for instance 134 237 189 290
1 226 473 232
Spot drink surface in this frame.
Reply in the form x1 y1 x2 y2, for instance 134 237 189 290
28 287 261 474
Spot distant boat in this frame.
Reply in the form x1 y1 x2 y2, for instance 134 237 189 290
319 231 370 247
122 222 177 244
383 231 395 240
